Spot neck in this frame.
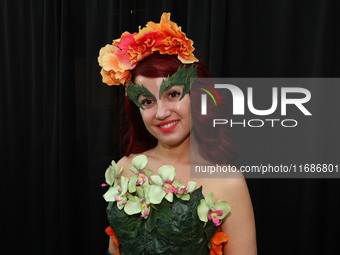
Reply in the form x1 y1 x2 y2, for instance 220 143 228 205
153 134 192 164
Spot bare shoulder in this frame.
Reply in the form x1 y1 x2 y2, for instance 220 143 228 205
217 177 257 255
116 155 133 168
197 172 246 200
116 155 136 178
196 174 256 254
216 176 249 202
116 152 154 177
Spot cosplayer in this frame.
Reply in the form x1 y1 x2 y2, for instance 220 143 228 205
98 13 256 255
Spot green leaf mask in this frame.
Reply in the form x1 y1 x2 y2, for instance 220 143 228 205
159 64 198 100
126 82 156 110
126 64 198 109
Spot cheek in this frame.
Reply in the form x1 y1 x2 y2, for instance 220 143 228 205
139 109 153 126
139 109 147 123
178 97 191 116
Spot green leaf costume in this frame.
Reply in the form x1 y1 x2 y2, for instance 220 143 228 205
107 187 219 255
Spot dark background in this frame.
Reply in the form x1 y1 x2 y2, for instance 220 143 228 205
1 0 339 254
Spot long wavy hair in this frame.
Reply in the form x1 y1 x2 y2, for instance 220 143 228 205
120 52 238 165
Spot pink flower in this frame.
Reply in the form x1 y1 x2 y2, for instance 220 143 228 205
207 208 224 226
140 199 150 218
161 179 177 195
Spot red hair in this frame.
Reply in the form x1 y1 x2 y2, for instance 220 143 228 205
121 52 238 165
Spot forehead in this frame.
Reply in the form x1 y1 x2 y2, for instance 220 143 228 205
134 76 166 89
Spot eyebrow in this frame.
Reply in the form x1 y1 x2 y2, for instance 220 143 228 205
126 82 156 109
159 64 197 99
138 91 156 98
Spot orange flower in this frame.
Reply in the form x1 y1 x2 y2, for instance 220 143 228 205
146 13 198 64
98 44 121 71
98 44 132 85
114 28 164 69
100 68 131 86
105 226 120 255
113 32 139 70
98 12 198 86
210 228 229 255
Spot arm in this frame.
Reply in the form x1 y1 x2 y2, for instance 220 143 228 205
220 177 257 255
108 237 119 255
106 156 133 255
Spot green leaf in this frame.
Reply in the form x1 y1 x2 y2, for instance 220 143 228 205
127 193 135 200
136 186 143 198
170 231 188 245
119 216 142 238
164 192 174 202
187 181 197 192
158 64 198 100
103 185 120 202
215 200 231 219
172 180 184 188
120 176 129 194
157 200 172 221
150 175 162 185
124 197 142 215
205 191 215 208
197 199 210 222
106 201 114 211
117 199 126 210
143 184 151 205
104 165 115 186
188 187 205 212
129 166 138 173
180 194 190 201
128 174 137 193
143 168 154 175
132 154 148 170
106 184 218 254
203 220 218 241
158 165 176 181
144 208 158 232
104 161 122 186
126 82 156 109
148 185 166 204
145 230 170 254
107 200 143 238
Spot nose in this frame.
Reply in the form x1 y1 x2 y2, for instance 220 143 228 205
155 100 171 120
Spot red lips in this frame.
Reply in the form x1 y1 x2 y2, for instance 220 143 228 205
156 120 179 133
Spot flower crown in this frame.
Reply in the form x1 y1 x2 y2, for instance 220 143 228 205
98 13 198 86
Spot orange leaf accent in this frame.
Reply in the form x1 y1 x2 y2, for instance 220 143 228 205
105 226 120 255
210 228 229 255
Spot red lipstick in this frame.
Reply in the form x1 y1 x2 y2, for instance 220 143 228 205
157 120 179 133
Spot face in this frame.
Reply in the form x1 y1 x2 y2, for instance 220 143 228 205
134 75 191 147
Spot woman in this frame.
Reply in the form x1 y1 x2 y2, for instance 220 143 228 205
99 13 256 255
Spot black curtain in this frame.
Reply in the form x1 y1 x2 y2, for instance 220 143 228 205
1 0 339 254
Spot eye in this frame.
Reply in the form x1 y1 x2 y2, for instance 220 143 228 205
139 98 154 108
168 90 181 99
141 98 152 105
